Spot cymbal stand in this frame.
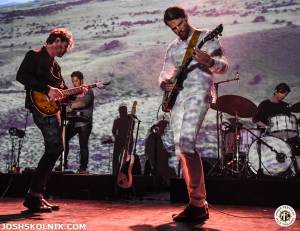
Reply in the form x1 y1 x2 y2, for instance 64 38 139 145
208 75 239 176
58 105 67 172
234 113 240 173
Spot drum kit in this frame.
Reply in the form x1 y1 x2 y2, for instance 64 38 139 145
211 95 300 178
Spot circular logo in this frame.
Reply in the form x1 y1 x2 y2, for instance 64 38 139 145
274 205 296 227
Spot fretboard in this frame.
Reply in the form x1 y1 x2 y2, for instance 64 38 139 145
62 83 97 97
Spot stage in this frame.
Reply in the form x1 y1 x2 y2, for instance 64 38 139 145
0 173 299 230
1 198 300 231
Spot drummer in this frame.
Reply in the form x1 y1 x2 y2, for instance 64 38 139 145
253 82 290 128
56 71 94 173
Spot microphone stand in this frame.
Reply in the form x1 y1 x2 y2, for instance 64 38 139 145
243 127 286 177
60 104 67 172
132 117 141 159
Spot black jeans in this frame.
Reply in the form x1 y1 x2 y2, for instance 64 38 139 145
64 123 92 171
30 111 63 194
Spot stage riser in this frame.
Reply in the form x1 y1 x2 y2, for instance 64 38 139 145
1 173 299 207
0 173 157 199
170 177 300 207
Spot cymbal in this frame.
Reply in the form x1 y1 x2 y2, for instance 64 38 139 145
214 95 257 118
290 102 300 113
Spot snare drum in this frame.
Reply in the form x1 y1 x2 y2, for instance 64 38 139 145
268 114 298 140
223 128 260 154
248 136 293 176
239 128 261 153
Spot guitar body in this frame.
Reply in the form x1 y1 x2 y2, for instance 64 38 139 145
161 24 223 112
117 154 135 189
30 80 109 117
116 101 137 189
30 90 59 116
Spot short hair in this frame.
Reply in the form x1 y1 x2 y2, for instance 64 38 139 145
275 83 291 93
71 71 84 80
46 28 74 51
164 6 187 25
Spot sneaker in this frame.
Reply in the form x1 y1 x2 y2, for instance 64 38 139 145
77 169 89 174
172 203 209 222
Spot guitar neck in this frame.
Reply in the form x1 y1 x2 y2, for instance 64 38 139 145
62 83 97 97
183 38 206 69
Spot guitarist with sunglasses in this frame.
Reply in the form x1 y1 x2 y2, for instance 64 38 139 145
159 7 228 222
16 28 88 212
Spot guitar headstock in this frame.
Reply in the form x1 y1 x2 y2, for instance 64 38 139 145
131 101 138 115
95 80 111 89
204 24 223 42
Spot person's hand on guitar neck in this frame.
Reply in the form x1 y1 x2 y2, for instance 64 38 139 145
48 86 64 101
76 83 89 98
192 48 215 68
160 80 178 92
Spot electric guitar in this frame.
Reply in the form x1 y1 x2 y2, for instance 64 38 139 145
30 80 109 116
117 101 137 189
162 24 223 112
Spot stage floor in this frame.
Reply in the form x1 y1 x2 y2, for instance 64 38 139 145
0 196 299 231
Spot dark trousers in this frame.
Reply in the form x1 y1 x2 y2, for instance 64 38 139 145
30 111 63 194
64 123 92 170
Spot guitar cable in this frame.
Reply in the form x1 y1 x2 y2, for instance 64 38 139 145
0 110 29 200
207 203 276 219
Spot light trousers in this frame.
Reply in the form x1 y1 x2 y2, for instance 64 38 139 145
171 91 210 207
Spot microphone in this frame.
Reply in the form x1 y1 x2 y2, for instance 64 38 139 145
9 127 25 138
235 72 240 88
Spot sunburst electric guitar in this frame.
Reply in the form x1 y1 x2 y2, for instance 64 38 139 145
30 81 109 116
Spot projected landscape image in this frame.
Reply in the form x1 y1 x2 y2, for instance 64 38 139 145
0 0 299 174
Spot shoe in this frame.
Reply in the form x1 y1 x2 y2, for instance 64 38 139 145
55 163 68 171
41 198 60 211
172 203 209 222
77 169 88 174
23 195 52 212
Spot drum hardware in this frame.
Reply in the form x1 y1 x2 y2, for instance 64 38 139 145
248 135 295 177
208 74 240 176
246 128 288 169
210 94 299 178
8 127 25 173
209 92 258 176
290 102 300 113
268 114 298 140
214 95 258 118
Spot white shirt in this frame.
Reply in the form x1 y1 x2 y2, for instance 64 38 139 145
159 29 228 101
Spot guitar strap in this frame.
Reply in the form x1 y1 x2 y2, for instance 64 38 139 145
181 30 201 66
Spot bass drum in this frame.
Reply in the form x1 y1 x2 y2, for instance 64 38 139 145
248 136 293 176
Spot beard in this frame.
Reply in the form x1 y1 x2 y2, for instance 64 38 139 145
178 26 190 41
